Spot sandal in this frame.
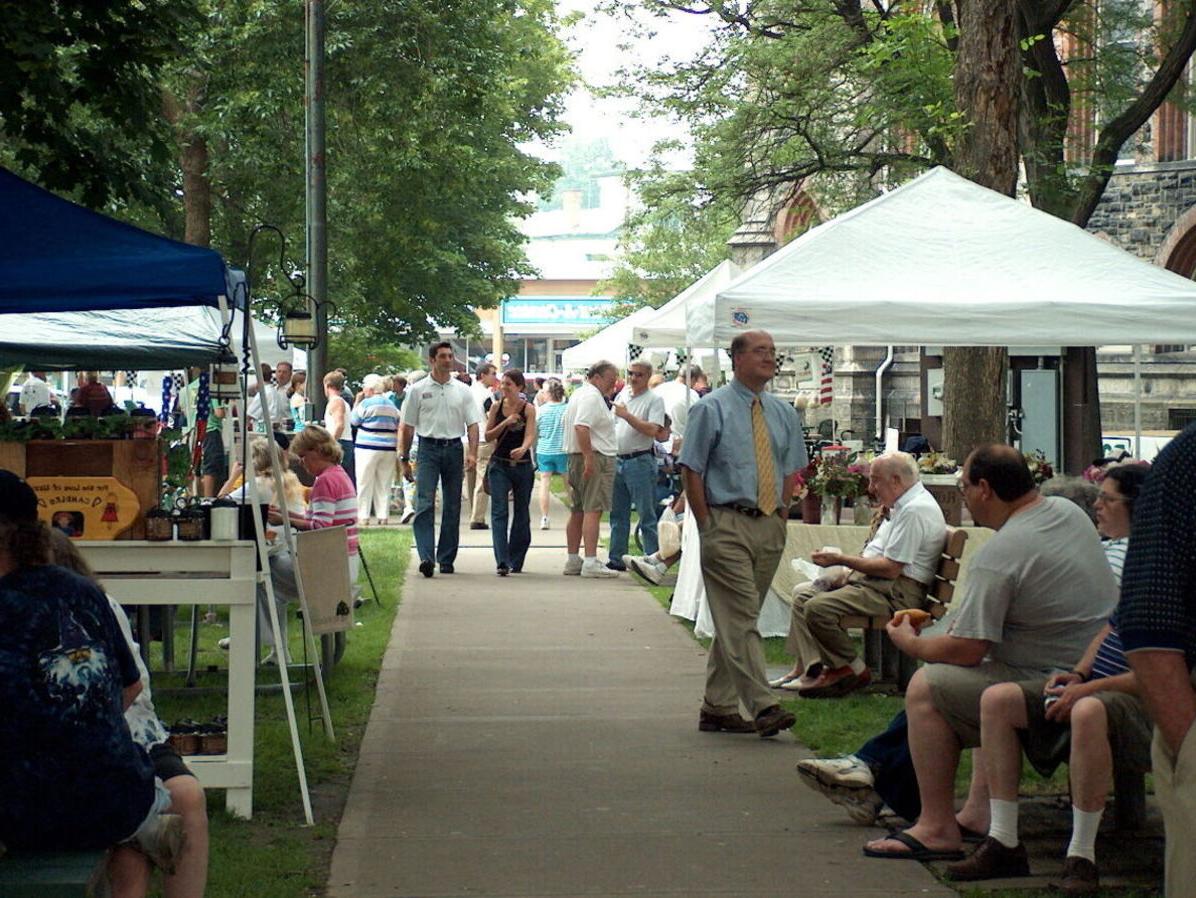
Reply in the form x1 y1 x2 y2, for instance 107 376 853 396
863 830 965 862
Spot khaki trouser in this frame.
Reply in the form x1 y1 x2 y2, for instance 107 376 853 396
469 440 495 524
699 506 788 719
787 574 927 671
1152 668 1196 898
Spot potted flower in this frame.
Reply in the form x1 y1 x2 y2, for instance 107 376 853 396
1023 450 1055 484
811 453 870 524
794 459 821 524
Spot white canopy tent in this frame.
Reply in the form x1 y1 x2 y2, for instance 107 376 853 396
713 165 1196 346
630 259 740 348
560 306 657 371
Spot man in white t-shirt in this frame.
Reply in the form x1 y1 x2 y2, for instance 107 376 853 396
18 371 54 415
562 361 619 579
653 365 706 456
777 452 947 698
399 342 482 578
607 360 667 571
247 363 290 432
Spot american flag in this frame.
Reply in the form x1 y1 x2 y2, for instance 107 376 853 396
818 346 834 406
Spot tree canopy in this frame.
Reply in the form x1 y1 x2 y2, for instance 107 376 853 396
1 0 577 346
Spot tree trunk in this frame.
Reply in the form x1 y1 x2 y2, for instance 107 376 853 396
161 82 212 248
942 0 1020 463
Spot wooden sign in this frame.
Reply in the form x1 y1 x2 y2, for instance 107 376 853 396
28 476 141 540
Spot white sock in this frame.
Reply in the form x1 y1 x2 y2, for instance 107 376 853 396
988 798 1020 848
848 657 867 675
1066 806 1103 863
568 553 581 563
584 555 597 565
647 553 660 563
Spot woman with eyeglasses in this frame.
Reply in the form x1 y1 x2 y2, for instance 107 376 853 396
484 369 538 576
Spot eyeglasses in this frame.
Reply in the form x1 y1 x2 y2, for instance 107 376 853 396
955 478 971 495
1095 492 1127 505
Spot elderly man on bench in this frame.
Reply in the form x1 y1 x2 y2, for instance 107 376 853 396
772 451 946 698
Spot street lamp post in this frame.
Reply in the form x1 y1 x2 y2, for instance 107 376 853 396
305 0 328 416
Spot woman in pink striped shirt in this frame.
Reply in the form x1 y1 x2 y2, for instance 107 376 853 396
285 425 360 582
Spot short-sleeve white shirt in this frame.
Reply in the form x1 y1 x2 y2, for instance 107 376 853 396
400 375 482 438
654 380 700 438
614 387 666 455
19 376 53 414
563 382 617 457
876 481 947 583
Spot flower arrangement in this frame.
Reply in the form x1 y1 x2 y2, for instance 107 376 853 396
916 451 958 475
1024 450 1055 484
811 454 870 499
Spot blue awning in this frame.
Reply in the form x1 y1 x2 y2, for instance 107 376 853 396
0 167 231 313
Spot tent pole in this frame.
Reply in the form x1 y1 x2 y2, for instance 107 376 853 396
244 324 320 827
1133 344 1142 459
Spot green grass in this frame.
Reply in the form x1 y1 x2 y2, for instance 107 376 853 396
145 529 411 898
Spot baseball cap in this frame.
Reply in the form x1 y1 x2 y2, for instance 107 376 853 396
0 469 39 524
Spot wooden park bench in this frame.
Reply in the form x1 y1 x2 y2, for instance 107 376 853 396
839 525 968 691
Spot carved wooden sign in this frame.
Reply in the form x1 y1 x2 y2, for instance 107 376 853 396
28 476 141 540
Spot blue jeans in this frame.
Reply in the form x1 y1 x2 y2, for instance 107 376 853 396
488 459 534 570
855 710 919 822
413 440 464 565
608 452 659 559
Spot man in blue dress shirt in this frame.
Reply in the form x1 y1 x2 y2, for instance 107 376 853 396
678 329 807 738
1118 423 1196 896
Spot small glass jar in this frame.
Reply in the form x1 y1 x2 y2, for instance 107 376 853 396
145 508 174 541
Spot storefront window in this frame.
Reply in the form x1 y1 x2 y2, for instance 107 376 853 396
524 338 549 372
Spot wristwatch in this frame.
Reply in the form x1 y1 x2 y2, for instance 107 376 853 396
400 455 411 463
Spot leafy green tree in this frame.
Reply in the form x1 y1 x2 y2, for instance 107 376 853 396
0 0 198 207
327 328 421 379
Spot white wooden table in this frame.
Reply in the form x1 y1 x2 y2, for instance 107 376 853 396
78 540 258 818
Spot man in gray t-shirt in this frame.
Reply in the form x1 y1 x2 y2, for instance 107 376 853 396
863 444 1115 863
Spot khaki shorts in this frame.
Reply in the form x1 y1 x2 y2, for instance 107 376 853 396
1016 678 1153 777
567 452 615 513
924 660 1032 748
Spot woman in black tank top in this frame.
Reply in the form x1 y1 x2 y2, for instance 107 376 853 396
484 369 538 576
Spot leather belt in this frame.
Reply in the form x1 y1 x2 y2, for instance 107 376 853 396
617 448 655 460
715 503 769 518
419 436 459 446
492 456 532 465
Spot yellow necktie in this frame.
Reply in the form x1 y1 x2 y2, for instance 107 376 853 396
752 397 777 516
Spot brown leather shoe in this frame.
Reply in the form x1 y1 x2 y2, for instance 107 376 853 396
797 666 872 699
754 704 797 738
944 836 1030 882
698 709 755 733
1059 856 1099 894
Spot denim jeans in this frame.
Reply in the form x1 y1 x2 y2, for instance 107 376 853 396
413 440 464 565
855 710 919 822
608 452 659 559
488 459 534 570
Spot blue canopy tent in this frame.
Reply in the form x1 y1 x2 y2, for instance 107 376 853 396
0 166 231 313
0 166 324 823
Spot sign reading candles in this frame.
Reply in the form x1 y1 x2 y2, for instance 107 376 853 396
28 477 140 540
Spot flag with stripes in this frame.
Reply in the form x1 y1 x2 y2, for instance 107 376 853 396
818 346 834 406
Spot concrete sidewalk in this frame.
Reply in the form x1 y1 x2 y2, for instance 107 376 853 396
327 497 953 897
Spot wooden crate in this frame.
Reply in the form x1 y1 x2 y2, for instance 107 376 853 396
2 440 161 539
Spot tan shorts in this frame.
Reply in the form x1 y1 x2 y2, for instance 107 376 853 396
567 452 615 513
924 660 1032 748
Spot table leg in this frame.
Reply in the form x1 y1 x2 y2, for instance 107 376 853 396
225 601 256 818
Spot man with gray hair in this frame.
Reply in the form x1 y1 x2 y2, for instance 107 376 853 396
606 359 667 571
775 451 947 698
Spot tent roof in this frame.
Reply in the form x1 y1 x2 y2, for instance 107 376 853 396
630 260 740 348
714 166 1196 346
560 307 657 371
0 167 230 313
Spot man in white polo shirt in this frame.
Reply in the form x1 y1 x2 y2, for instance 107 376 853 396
18 371 55 416
606 359 667 572
777 451 947 698
562 360 619 579
399 342 481 579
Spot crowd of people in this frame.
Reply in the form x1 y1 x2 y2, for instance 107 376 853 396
4 330 1194 897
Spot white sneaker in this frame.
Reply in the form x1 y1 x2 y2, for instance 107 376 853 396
563 557 583 576
623 554 666 585
398 508 415 524
217 637 231 651
540 515 550 530
795 755 875 789
581 559 618 578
